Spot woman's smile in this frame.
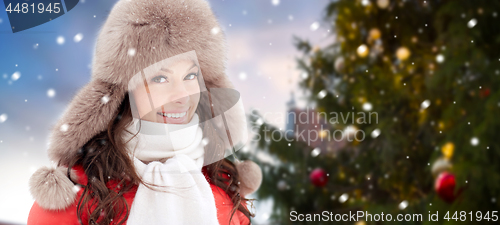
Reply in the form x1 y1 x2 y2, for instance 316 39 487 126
157 107 190 124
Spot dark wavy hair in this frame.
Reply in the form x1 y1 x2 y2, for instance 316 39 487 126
65 89 253 225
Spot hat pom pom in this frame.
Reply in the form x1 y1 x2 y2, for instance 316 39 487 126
29 166 77 210
236 160 262 197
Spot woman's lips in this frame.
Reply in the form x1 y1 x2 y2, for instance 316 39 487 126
156 109 189 124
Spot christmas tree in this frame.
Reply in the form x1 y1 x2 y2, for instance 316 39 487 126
240 0 500 224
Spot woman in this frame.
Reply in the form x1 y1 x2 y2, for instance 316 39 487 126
27 0 262 224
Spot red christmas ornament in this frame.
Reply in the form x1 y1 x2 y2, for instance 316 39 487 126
480 88 491 98
434 171 456 203
309 168 328 187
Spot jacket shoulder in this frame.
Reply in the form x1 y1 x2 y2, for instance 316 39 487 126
28 201 81 225
208 182 250 225
202 166 251 225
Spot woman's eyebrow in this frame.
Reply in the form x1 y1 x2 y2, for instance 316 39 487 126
159 63 198 74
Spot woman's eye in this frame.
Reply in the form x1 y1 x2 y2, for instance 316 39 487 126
184 73 198 80
152 75 168 83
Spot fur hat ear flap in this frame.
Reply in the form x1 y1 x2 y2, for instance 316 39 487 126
48 79 127 165
29 166 79 210
235 160 262 197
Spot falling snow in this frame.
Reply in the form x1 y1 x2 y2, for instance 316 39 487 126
11 71 21 81
399 200 408 210
470 137 479 146
0 114 7 123
339 193 348 203
362 102 372 111
57 36 65 45
311 147 320 157
47 89 56 98
73 185 81 193
420 99 431 109
128 48 136 56
60 124 69 132
211 27 220 35
317 90 327 99
467 18 477 28
202 138 209 146
74 33 84 42
239 72 247 80
101 95 110 104
310 22 320 31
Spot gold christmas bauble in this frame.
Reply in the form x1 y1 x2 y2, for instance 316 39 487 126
441 142 454 159
357 44 369 58
377 0 390 9
369 28 381 40
396 47 411 61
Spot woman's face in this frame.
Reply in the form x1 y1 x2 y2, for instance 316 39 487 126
131 59 201 124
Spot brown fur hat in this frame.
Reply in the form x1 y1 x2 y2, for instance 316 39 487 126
50 0 231 165
29 0 261 210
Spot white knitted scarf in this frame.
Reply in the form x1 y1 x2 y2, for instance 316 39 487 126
122 113 219 225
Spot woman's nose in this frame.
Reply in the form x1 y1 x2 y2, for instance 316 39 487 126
168 83 190 104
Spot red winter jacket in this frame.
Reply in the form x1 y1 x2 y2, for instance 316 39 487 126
27 165 250 225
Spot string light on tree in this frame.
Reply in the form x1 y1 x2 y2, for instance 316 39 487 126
368 28 381 41
436 54 445 63
470 137 479 146
396 47 411 61
357 44 369 58
377 0 389 9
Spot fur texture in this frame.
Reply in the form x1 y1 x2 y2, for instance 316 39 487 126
236 160 263 197
29 166 78 210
